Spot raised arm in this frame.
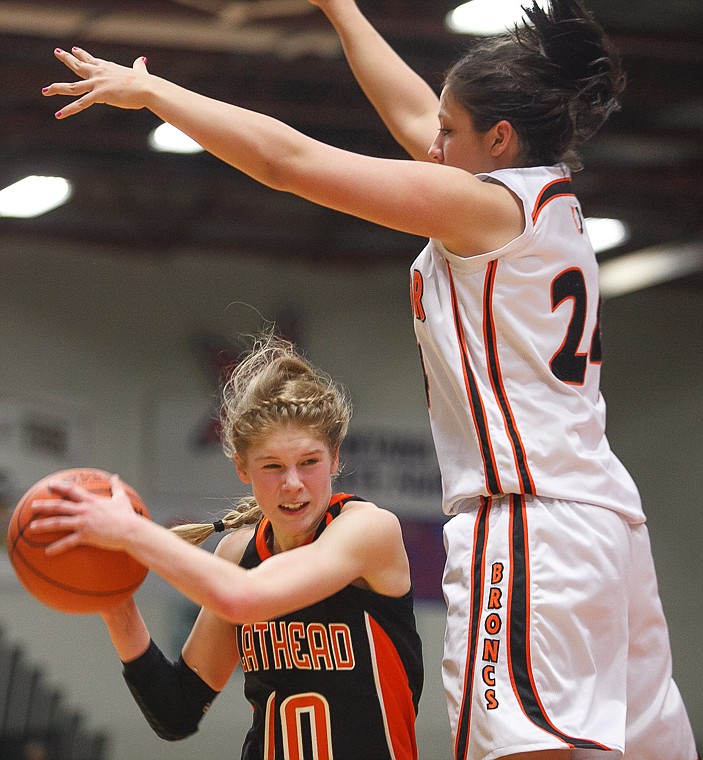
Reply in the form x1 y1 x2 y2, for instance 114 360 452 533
43 48 523 256
309 0 440 160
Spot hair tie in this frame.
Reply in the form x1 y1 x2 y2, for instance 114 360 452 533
213 519 226 533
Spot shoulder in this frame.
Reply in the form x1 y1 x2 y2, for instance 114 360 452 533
479 165 571 206
214 525 256 564
444 166 572 257
339 498 401 526
331 499 405 551
333 500 410 596
437 169 525 257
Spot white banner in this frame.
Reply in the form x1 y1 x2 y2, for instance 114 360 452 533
0 398 92 501
337 425 442 517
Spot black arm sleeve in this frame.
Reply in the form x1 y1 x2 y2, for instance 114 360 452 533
121 639 219 741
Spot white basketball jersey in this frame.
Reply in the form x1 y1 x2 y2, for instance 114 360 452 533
411 164 643 522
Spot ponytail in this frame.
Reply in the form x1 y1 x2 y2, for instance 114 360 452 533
170 498 262 546
521 0 626 145
445 0 626 168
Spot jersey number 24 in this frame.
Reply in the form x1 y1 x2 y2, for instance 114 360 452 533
550 267 602 385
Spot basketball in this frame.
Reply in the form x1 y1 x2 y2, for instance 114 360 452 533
6 467 151 614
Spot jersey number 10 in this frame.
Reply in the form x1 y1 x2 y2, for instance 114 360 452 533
265 691 333 760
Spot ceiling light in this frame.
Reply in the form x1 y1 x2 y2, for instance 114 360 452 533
446 0 550 35
585 217 630 254
599 242 703 299
148 122 204 154
0 176 72 218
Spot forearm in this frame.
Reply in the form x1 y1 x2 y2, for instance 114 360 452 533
122 639 218 741
318 0 439 160
100 597 151 663
138 75 431 236
99 600 218 741
117 516 251 621
141 75 311 191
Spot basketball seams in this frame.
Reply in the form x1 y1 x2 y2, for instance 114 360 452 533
6 467 150 614
9 544 146 602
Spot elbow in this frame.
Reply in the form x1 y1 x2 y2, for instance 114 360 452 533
258 162 297 194
254 147 311 196
209 583 258 625
130 701 205 741
214 602 262 627
210 583 279 626
153 725 198 742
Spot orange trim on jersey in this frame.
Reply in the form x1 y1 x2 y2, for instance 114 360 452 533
482 261 536 494
454 497 491 760
365 613 419 760
254 494 355 561
506 495 612 751
447 263 503 495
264 692 276 760
255 518 274 560
531 178 574 224
329 492 355 510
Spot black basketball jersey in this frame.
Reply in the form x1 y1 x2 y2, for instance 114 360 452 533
235 493 423 760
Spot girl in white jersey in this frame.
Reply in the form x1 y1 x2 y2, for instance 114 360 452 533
43 1 697 757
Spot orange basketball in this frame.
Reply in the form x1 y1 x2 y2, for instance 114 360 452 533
7 467 150 614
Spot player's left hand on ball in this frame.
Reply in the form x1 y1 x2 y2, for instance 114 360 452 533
42 46 151 119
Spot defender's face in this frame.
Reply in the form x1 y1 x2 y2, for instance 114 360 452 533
428 89 496 175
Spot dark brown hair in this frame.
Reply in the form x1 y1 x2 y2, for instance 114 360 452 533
444 0 626 169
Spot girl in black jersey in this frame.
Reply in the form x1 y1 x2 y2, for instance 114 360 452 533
31 333 423 760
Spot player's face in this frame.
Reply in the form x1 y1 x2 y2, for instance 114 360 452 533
235 423 338 552
428 88 495 174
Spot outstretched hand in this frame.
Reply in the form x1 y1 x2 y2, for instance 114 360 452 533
42 47 151 119
30 474 142 555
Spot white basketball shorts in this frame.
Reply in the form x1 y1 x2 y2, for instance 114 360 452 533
442 494 697 760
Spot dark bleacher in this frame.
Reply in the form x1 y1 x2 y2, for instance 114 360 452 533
0 628 109 760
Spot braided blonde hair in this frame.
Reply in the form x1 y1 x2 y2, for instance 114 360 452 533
171 331 352 547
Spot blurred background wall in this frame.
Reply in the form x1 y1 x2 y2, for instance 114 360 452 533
0 236 700 759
